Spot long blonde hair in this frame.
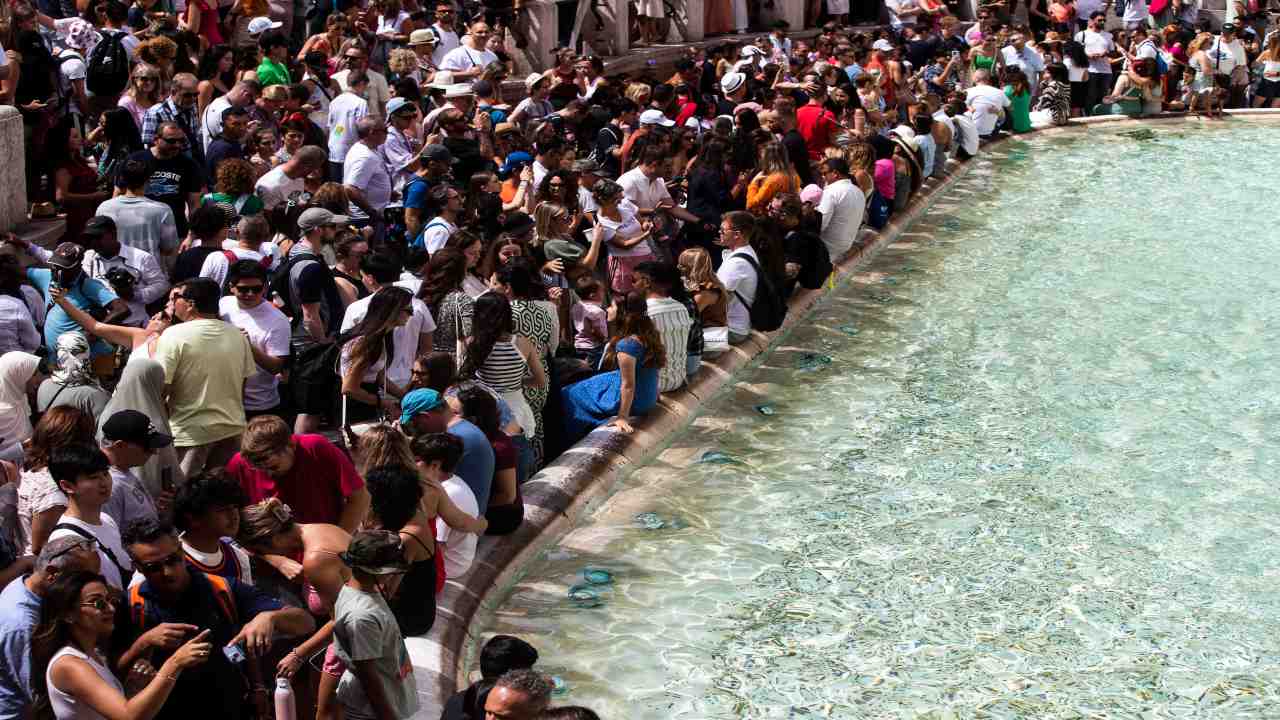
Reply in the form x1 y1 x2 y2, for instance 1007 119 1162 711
757 140 794 178
1187 32 1215 56
678 247 727 297
532 201 568 246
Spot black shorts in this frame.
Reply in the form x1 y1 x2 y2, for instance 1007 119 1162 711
1070 80 1089 109
1258 78 1280 102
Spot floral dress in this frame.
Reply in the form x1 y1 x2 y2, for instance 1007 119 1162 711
510 299 556 467
431 290 475 356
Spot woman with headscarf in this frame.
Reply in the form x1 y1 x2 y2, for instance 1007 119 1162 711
35 333 112 424
96 359 183 501
0 352 45 464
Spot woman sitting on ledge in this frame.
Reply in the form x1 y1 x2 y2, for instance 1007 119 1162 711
561 292 665 441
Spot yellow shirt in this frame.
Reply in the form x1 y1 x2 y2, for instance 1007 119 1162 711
154 318 256 447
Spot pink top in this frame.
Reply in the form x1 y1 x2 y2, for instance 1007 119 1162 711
571 301 608 352
874 158 896 200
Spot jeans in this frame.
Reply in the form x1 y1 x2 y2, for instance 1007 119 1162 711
1086 73 1113 115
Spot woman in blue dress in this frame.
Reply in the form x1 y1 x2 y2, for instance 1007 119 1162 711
562 292 666 443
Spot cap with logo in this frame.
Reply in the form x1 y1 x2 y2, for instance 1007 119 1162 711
49 242 86 269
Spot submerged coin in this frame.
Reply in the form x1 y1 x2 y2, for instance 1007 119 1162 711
567 585 603 608
583 568 614 585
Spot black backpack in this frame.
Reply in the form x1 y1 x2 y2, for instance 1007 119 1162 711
85 31 130 97
730 252 788 333
269 251 322 319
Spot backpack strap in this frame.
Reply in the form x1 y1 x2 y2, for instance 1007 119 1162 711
129 582 147 628
728 252 762 309
222 249 238 264
52 522 131 583
201 572 240 626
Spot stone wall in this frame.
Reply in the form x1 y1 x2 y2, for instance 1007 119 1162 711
0 106 27 234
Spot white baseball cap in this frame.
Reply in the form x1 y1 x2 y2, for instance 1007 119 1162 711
638 109 675 127
248 16 283 35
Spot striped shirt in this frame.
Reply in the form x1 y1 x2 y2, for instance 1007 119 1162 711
646 296 691 393
475 339 527 393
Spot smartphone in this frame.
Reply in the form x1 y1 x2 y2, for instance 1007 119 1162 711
222 643 247 664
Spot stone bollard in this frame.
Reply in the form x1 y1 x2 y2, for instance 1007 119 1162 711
0 106 27 234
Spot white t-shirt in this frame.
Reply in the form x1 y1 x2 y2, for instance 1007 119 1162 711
885 0 918 29
1074 29 1115 74
617 167 672 212
420 216 457 254
430 24 460 66
343 142 393 220
436 475 479 580
255 166 306 211
965 83 1011 136
1123 0 1149 25
181 536 254 584
439 45 497 73
951 113 979 155
339 286 436 389
57 50 87 116
327 92 370 163
717 246 759 336
219 296 290 411
1208 38 1247 75
817 178 866 259
49 514 132 590
200 246 269 288
597 199 651 258
202 96 232 153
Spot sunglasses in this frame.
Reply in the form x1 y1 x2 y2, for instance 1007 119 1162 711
233 284 265 294
136 552 185 575
81 596 117 612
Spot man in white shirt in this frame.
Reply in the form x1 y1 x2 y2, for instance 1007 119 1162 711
1122 0 1149 30
343 116 394 243
80 217 168 328
885 0 921 30
618 146 703 226
944 98 980 159
218 259 290 415
332 45 389 118
965 70 1011 137
326 72 370 182
1210 23 1250 106
380 98 423 195
634 261 691 393
1075 11 1114 112
340 255 435 390
429 1 461 67
1001 34 1046 95
716 211 759 345
201 215 275 289
256 145 326 212
816 158 866 261
100 409 172 531
439 20 498 80
201 81 260 154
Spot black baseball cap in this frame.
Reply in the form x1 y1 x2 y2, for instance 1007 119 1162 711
102 410 173 450
81 216 117 237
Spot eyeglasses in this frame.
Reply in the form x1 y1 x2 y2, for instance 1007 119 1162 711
81 596 117 612
158 136 186 145
136 553 185 575
233 284 265 295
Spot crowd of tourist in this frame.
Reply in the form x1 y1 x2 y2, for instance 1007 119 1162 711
0 0 1271 716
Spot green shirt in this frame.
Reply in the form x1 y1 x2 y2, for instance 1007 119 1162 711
257 58 291 87
1004 85 1032 133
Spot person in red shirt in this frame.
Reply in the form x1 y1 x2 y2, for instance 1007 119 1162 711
224 415 370 533
795 78 840 162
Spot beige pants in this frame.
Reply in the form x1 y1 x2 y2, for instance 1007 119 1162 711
176 436 242 478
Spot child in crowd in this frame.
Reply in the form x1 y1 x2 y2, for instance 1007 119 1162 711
571 276 608 369
333 531 420 720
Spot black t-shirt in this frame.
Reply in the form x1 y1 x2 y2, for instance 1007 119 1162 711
782 129 813 188
205 137 245 181
906 35 942 69
287 249 343 343
117 150 205 237
594 124 623 177
443 136 490 186
171 245 222 284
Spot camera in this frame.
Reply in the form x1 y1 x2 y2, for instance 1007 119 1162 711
104 266 139 300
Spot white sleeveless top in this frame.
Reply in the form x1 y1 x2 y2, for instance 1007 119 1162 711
47 646 124 720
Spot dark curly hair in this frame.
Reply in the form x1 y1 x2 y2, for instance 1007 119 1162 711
365 464 422 532
215 157 257 196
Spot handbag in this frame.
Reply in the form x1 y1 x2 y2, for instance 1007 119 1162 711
703 326 730 354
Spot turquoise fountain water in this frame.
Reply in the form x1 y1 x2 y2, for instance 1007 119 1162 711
480 124 1280 718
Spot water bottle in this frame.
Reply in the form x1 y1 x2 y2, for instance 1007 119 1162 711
274 678 296 720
